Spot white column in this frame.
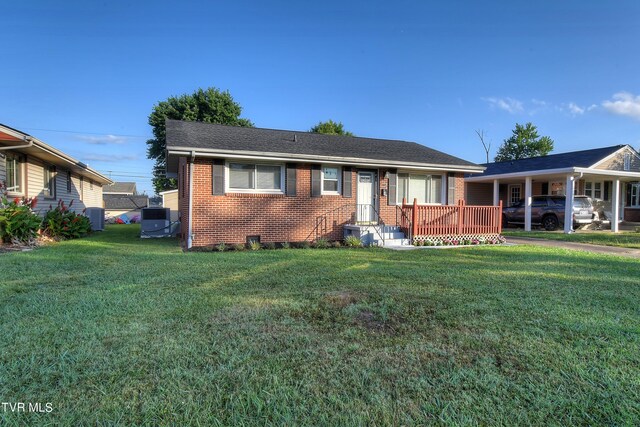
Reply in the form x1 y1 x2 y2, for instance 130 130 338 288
493 180 500 206
564 174 575 234
612 179 620 233
524 177 532 231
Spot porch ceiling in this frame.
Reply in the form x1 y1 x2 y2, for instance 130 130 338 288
466 167 640 184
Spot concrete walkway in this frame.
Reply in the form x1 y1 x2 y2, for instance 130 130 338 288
506 236 640 259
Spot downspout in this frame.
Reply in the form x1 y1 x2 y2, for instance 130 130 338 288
0 136 34 151
187 151 195 249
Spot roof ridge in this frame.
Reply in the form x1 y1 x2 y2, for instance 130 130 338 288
167 119 417 145
486 144 625 165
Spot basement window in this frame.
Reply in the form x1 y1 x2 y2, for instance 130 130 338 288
227 162 284 193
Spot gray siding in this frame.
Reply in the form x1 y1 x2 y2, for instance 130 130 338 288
465 182 494 205
594 148 640 172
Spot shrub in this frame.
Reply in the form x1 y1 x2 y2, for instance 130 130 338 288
332 241 342 248
264 242 276 250
249 241 262 251
232 243 245 251
344 235 363 247
41 200 91 240
215 242 226 252
299 241 311 249
0 184 41 244
280 241 290 249
314 238 330 249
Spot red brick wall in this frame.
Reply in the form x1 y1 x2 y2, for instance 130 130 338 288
180 160 467 247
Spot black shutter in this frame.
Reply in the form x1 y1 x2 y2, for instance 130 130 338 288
387 169 397 205
286 163 297 196
311 164 321 197
342 167 352 198
212 159 224 195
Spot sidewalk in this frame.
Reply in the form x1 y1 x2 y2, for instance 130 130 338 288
506 236 640 259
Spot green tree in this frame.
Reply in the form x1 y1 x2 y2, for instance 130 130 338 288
494 122 554 162
146 87 253 193
309 120 354 136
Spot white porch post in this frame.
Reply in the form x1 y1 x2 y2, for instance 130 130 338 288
564 174 575 234
612 179 620 233
524 177 532 231
493 179 500 206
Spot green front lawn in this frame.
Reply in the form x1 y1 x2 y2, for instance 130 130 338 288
1 225 639 425
503 230 640 249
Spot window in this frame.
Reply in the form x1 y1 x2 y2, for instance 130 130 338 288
509 185 521 206
5 154 23 193
624 152 631 171
550 181 564 196
228 162 283 192
43 165 56 198
66 171 72 193
322 166 340 194
631 183 640 207
584 181 602 199
447 173 456 205
397 173 443 204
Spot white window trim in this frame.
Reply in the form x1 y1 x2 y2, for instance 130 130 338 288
225 160 285 194
584 180 604 200
508 184 522 206
5 154 25 196
624 152 631 171
630 183 640 207
43 164 57 199
395 171 446 206
321 164 341 195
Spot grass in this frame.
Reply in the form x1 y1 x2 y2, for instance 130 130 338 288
503 229 640 249
1 224 639 425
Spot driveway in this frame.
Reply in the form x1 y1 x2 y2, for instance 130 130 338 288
506 236 640 259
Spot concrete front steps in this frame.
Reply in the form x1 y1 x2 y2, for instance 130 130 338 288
343 224 411 247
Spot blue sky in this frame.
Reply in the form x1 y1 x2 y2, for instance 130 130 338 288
2 1 639 195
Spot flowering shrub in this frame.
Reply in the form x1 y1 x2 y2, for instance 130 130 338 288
0 182 41 244
41 200 91 240
414 235 507 246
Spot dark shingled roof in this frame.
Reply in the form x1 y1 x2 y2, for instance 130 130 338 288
104 182 137 194
165 119 481 169
103 195 149 210
480 145 626 176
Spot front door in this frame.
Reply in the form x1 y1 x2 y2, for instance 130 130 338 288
356 171 376 223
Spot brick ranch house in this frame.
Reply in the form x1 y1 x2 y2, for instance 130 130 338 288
465 144 640 233
0 123 111 215
165 120 506 249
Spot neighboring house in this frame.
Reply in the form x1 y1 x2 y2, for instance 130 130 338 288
159 189 179 221
164 119 488 249
103 181 137 196
0 124 111 215
103 195 149 220
465 145 640 232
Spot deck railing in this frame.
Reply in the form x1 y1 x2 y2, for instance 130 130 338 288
400 198 502 237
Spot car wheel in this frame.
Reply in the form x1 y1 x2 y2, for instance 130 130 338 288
542 215 559 231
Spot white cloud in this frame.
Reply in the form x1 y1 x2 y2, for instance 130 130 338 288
482 97 524 114
81 154 140 162
74 134 129 145
602 92 640 120
567 102 585 115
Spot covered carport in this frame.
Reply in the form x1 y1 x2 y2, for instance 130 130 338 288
464 145 640 234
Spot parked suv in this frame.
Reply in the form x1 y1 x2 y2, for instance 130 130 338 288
502 195 594 231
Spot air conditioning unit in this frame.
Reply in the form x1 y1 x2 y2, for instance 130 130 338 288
140 207 172 238
85 207 105 231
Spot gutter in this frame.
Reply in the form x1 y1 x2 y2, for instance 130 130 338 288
0 136 34 151
166 148 485 173
187 151 195 250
